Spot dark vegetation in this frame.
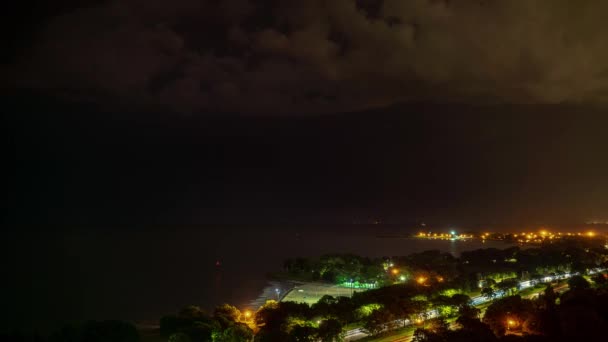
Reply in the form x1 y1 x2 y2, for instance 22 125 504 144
281 239 606 290
413 280 608 342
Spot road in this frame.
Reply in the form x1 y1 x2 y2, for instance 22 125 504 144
344 268 604 341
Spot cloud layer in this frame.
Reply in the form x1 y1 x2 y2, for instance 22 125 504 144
8 0 608 113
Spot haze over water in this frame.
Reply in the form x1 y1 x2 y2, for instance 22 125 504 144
2 225 537 333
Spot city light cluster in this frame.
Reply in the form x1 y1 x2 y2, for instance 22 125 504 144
417 232 474 240
511 230 597 244
416 229 601 245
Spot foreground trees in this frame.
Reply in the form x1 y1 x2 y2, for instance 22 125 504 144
408 287 608 342
567 275 590 290
160 305 254 342
362 308 397 336
482 296 535 336
317 319 344 342
253 300 345 341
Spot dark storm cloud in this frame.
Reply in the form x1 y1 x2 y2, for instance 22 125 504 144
6 0 608 113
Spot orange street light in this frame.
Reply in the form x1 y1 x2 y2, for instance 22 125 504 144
417 276 427 284
506 319 517 331
391 268 400 275
244 310 252 319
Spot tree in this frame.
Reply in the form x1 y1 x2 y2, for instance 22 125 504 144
521 311 544 336
213 323 253 342
570 261 587 275
450 294 471 309
363 308 396 336
411 319 449 342
412 328 430 342
497 279 519 296
215 304 241 321
169 333 192 342
161 306 222 342
458 305 480 319
186 321 219 342
213 304 242 329
254 301 280 327
311 295 337 317
568 275 590 290
289 325 317 342
317 319 344 342
454 316 497 342
425 318 449 335
542 285 557 310
322 270 338 282
593 273 608 287
481 287 496 300
482 296 533 337
255 301 313 342
386 299 415 327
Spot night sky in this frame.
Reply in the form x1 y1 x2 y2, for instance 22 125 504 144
4 0 608 226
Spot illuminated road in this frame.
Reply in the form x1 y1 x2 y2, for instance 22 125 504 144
344 268 604 341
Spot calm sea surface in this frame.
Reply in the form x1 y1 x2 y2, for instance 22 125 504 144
3 225 517 332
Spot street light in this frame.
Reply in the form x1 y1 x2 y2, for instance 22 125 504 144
507 319 516 332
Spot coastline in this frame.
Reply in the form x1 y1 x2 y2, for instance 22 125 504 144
248 280 299 309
